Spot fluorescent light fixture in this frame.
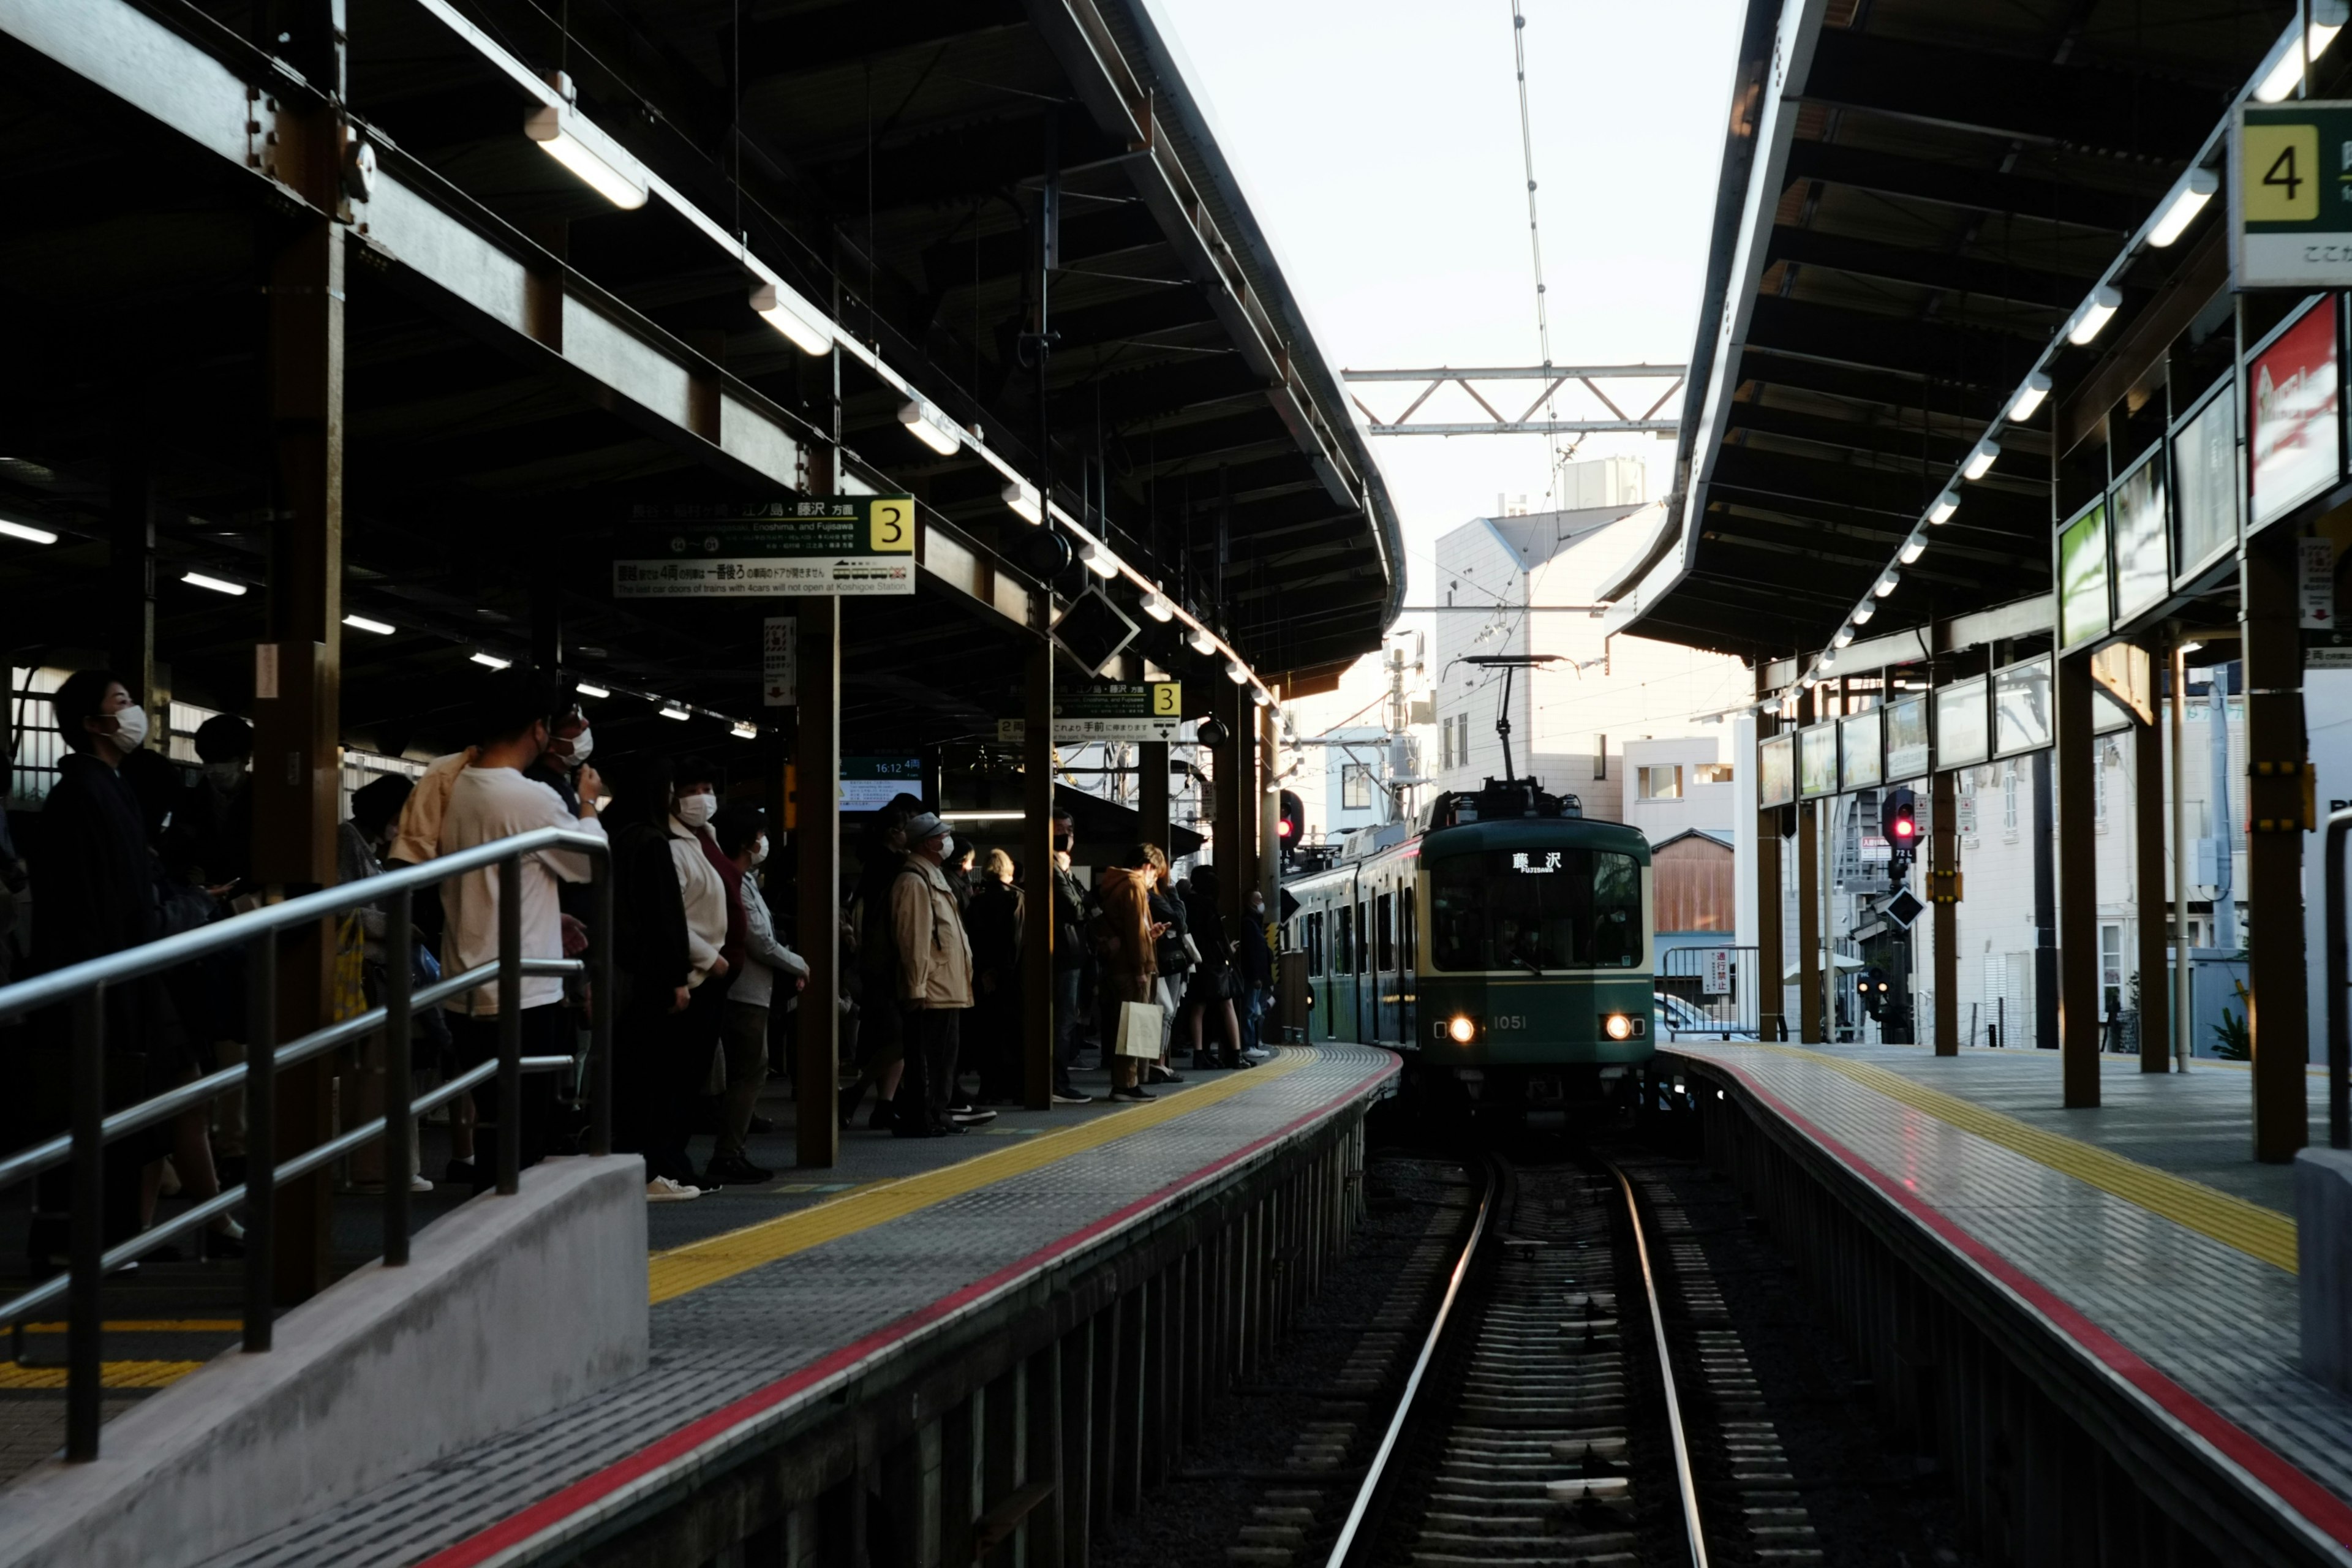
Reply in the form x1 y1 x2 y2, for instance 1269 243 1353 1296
1963 440 2000 480
1224 658 1251 685
1899 532 1928 565
2148 169 2218 248
1252 686 1272 707
182 571 247 597
1139 590 1175 622
1801 674 1819 690
1927 490 1961 525
1819 648 1839 672
575 682 611 699
2067 285 2122 346
1851 601 1875 625
1874 571 1901 598
1079 541 1120 579
730 722 758 739
1833 627 1856 648
897 398 961 457
1001 480 1043 525
2257 6 2346 102
1187 625 1218 657
942 810 1026 821
658 705 690 721
343 614 396 635
2179 639 2204 657
2008 374 2051 423
748 282 832 355
469 652 512 669
522 104 649 209
0 517 58 545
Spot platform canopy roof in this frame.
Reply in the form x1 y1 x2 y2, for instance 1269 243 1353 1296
0 0 1400 758
1609 0 2302 669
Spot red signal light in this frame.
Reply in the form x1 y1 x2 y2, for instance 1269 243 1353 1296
1277 820 1294 838
1892 818 1915 839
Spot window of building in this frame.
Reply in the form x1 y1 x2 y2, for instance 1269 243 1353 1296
2100 922 2125 1018
2093 741 2111 829
1693 763 1734 785
1341 764 1373 811
1593 734 1608 780
2002 761 2019 837
1638 765 1683 800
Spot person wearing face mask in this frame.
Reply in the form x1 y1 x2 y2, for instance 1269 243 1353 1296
435 670 605 1190
24 671 170 1259
185 713 255 902
525 704 594 812
1047 809 1094 1105
889 813 978 1136
706 804 806 1184
663 760 734 1182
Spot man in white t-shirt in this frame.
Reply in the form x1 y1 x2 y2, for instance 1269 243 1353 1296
438 671 605 1188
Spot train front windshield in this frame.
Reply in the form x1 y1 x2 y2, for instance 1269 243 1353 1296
1427 848 1642 971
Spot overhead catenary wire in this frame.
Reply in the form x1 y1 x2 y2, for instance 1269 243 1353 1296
1508 0 1577 502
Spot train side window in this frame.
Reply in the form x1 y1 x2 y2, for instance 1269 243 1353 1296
1307 911 1324 975
1356 903 1369 972
1336 907 1353 973
1404 897 1417 973
1376 893 1395 970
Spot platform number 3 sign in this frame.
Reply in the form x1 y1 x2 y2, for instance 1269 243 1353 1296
869 499 914 553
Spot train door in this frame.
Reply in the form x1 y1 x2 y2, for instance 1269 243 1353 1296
1400 878 1418 1047
1354 889 1369 1041
1374 889 1395 1043
1333 902 1355 1041
1306 909 1329 1040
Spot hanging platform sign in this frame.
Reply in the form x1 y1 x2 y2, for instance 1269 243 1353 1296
998 681 1184 743
614 498 916 598
2234 101 2352 288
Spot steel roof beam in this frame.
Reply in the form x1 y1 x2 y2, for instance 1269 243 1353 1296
1744 296 2046 387
1779 141 2151 233
1766 228 2090 311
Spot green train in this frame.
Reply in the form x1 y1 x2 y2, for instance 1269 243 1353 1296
1283 778 1656 1108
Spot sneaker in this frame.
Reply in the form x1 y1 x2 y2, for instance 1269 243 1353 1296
646 1177 701 1202
1052 1087 1093 1105
1144 1066 1185 1085
701 1153 774 1185
948 1106 998 1126
1108 1084 1156 1102
1243 1046 1275 1061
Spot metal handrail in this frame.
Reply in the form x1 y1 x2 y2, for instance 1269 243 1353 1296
0 823 616 1462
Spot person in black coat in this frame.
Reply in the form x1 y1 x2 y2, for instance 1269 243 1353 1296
965 849 1025 1102
603 754 699 1190
23 671 167 1259
1177 865 1247 1070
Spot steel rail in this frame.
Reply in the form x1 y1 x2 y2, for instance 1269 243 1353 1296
1325 1157 1499 1566
1608 1158 1711 1568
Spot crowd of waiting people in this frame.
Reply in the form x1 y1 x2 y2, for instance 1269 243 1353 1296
1 666 1281 1241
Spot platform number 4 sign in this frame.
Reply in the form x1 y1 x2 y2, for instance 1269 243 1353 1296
2234 102 2352 287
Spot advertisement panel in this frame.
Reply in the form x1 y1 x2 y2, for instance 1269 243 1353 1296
1840 709 1882 791
2249 298 2341 529
1994 658 2054 756
2173 388 2237 584
2110 449 2168 624
1883 693 1931 781
1798 723 1839 799
2057 502 2111 650
1757 733 1795 808
1936 677 1989 769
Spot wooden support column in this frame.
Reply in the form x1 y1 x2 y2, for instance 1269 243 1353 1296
794 595 840 1169
1023 635 1056 1109
1754 711 1784 1043
2054 648 2100 1107
1139 739 1170 851
251 39 347 1300
2133 640 2170 1072
1931 765 1959 1056
2244 524 2310 1161
1798 799 1822 1043
1212 679 1257 921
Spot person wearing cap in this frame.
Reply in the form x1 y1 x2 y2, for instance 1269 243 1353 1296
889 812 978 1137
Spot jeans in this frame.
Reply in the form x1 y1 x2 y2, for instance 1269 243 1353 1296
1238 983 1264 1055
715 1000 769 1159
1052 968 1084 1087
897 1007 962 1133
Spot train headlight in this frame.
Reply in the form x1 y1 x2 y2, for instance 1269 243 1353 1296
1447 1015 1476 1044
1603 1012 1636 1042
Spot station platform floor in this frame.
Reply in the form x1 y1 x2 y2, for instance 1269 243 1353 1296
23 1041 1394 1567
1663 1039 2352 1559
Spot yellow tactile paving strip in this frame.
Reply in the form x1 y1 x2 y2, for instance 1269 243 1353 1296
647 1049 1316 1303
0 1360 206 1390
1750 1044 2298 1273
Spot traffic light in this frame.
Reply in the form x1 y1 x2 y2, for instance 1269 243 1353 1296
1277 790 1305 863
1857 965 1888 1021
1881 786 1918 881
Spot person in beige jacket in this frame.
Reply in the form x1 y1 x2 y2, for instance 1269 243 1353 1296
890 812 973 1137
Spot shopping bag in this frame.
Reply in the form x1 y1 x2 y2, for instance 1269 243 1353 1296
1115 999 1164 1058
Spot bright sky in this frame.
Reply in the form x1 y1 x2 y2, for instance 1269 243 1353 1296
1155 0 1748 622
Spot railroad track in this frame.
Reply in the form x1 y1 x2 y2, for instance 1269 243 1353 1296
1323 1153 1822 1566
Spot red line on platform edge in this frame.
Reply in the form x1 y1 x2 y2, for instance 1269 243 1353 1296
418 1050 1401 1568
1703 1054 2352 1548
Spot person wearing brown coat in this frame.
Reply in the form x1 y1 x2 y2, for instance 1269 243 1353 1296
1091 845 1163 1102
890 812 976 1136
